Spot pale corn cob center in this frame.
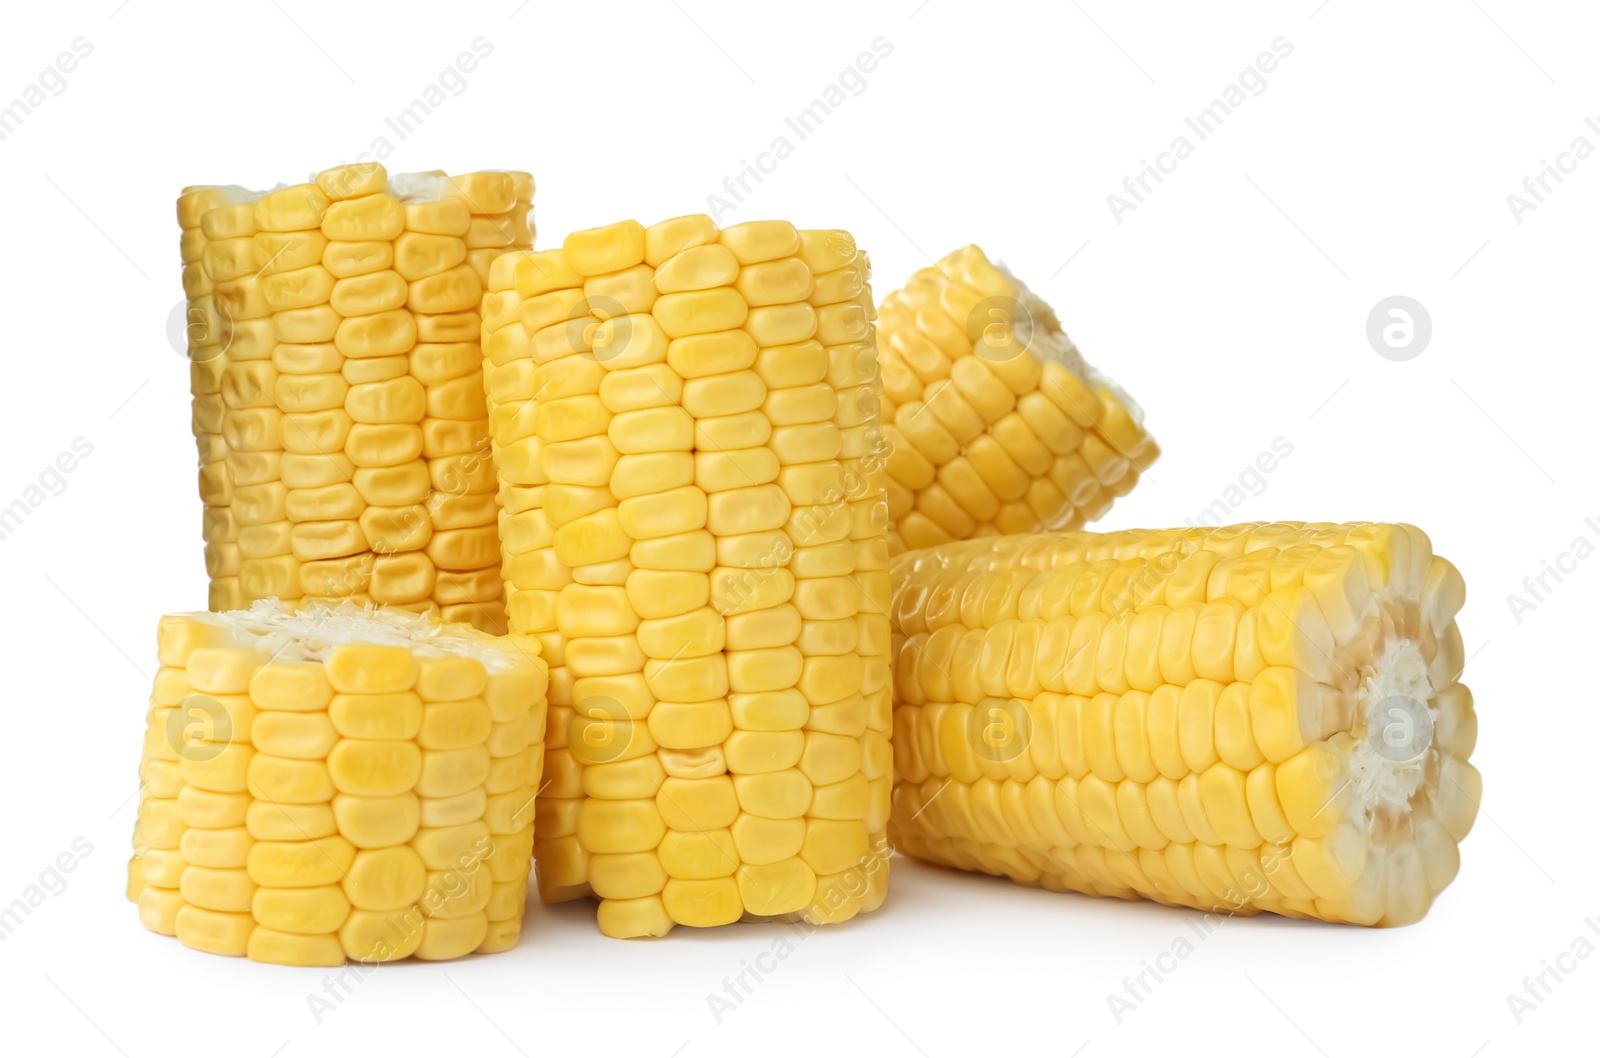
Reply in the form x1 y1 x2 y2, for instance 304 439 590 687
177 164 533 631
889 522 1478 927
483 216 894 938
877 245 1158 555
127 600 548 964
1350 637 1434 818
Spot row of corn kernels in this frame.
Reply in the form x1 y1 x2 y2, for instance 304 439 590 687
878 246 1157 554
888 522 1477 927
177 165 532 631
480 217 894 938
128 602 546 963
146 159 1472 963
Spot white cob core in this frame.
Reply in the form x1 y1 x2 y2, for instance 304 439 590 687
1349 637 1435 821
179 598 521 671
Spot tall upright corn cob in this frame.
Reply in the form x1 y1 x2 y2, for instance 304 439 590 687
890 522 1477 926
482 216 893 937
878 246 1157 554
127 601 547 963
176 164 533 631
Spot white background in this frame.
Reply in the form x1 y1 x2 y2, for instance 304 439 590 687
0 1 1591 1055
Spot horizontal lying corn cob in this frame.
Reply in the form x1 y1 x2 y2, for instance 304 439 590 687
177 164 533 631
878 246 1157 554
483 215 893 937
890 522 1477 926
127 601 547 963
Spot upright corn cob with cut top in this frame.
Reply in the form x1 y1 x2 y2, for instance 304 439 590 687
176 164 533 630
127 601 547 963
482 216 893 937
890 522 1477 926
878 246 1157 554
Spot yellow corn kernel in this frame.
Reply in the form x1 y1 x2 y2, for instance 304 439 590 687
890 522 1476 927
175 166 530 628
128 603 546 963
876 246 1156 553
485 217 889 937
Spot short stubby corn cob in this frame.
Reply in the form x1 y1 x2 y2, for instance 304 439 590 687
890 522 1478 926
176 164 534 631
126 601 547 963
482 216 893 937
878 246 1157 555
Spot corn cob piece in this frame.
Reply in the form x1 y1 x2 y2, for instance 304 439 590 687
482 216 893 937
889 522 1477 926
878 246 1157 554
176 164 534 631
126 601 547 963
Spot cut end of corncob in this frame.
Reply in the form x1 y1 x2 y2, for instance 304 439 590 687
129 600 547 964
178 164 534 632
878 245 1158 555
889 522 1477 927
483 216 892 938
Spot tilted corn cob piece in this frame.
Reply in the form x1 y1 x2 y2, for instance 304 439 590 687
890 522 1477 926
176 164 534 631
482 216 893 937
878 246 1157 554
127 601 547 963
